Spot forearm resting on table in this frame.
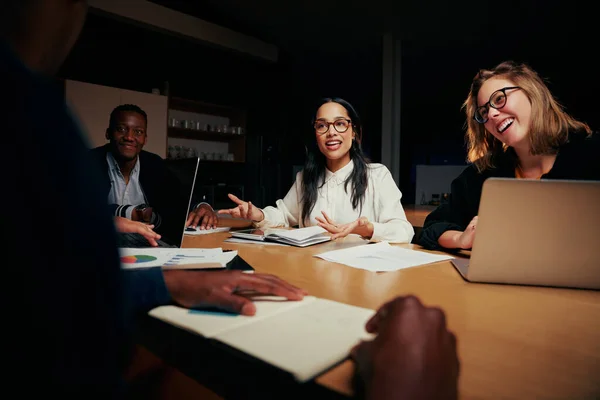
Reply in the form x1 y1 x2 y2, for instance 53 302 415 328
438 230 464 249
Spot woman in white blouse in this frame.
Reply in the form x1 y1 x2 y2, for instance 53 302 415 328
219 98 414 243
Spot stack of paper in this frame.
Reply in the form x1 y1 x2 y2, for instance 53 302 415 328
315 242 454 272
119 247 237 270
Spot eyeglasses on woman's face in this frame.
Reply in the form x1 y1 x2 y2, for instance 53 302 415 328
474 86 521 124
314 118 352 135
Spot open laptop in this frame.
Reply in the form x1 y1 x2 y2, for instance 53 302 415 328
451 178 600 290
116 157 200 248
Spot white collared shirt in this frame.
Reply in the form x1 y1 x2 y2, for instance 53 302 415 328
106 152 147 219
258 160 414 243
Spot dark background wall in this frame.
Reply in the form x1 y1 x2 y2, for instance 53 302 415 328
58 2 599 206
400 32 600 202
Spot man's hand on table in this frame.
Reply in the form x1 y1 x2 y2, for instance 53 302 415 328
162 270 308 315
352 295 460 400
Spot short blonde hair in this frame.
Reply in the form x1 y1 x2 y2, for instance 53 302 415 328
463 61 591 172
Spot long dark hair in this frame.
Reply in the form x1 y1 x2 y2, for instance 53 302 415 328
301 97 370 225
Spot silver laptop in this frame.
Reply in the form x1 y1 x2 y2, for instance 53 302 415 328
451 178 600 290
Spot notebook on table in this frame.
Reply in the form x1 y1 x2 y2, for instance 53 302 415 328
148 295 375 382
451 178 600 290
229 226 331 247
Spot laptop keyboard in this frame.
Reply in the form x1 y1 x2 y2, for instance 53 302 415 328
117 233 177 248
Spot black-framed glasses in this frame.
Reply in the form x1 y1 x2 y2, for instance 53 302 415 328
314 119 352 134
473 86 521 124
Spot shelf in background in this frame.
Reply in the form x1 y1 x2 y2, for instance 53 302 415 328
169 97 242 115
166 157 245 164
198 159 244 164
168 127 245 142
168 97 246 127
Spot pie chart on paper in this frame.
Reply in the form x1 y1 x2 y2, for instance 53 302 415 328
120 255 158 264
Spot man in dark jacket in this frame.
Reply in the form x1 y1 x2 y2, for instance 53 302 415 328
2 0 307 397
92 103 217 243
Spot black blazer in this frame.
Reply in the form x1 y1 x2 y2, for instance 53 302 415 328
90 144 189 243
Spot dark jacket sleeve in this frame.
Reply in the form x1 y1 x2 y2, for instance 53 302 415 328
419 166 483 250
4 57 127 394
3 43 176 395
123 268 172 313
140 152 189 243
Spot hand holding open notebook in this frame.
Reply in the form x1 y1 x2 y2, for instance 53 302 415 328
149 295 375 382
229 226 331 247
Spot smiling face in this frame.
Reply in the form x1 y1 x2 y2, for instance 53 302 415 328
477 77 532 151
105 111 147 162
314 102 355 171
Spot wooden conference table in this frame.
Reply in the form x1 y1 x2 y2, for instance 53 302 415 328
135 232 600 399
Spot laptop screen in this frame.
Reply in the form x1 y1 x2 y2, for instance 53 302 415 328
162 157 200 247
114 157 200 248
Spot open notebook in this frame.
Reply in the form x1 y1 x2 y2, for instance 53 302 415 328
229 226 331 247
148 295 375 382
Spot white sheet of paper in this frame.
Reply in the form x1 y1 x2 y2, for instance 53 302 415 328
315 242 454 272
164 249 237 267
119 248 176 269
120 248 233 269
184 227 231 235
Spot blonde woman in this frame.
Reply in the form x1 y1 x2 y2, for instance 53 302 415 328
420 61 599 251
